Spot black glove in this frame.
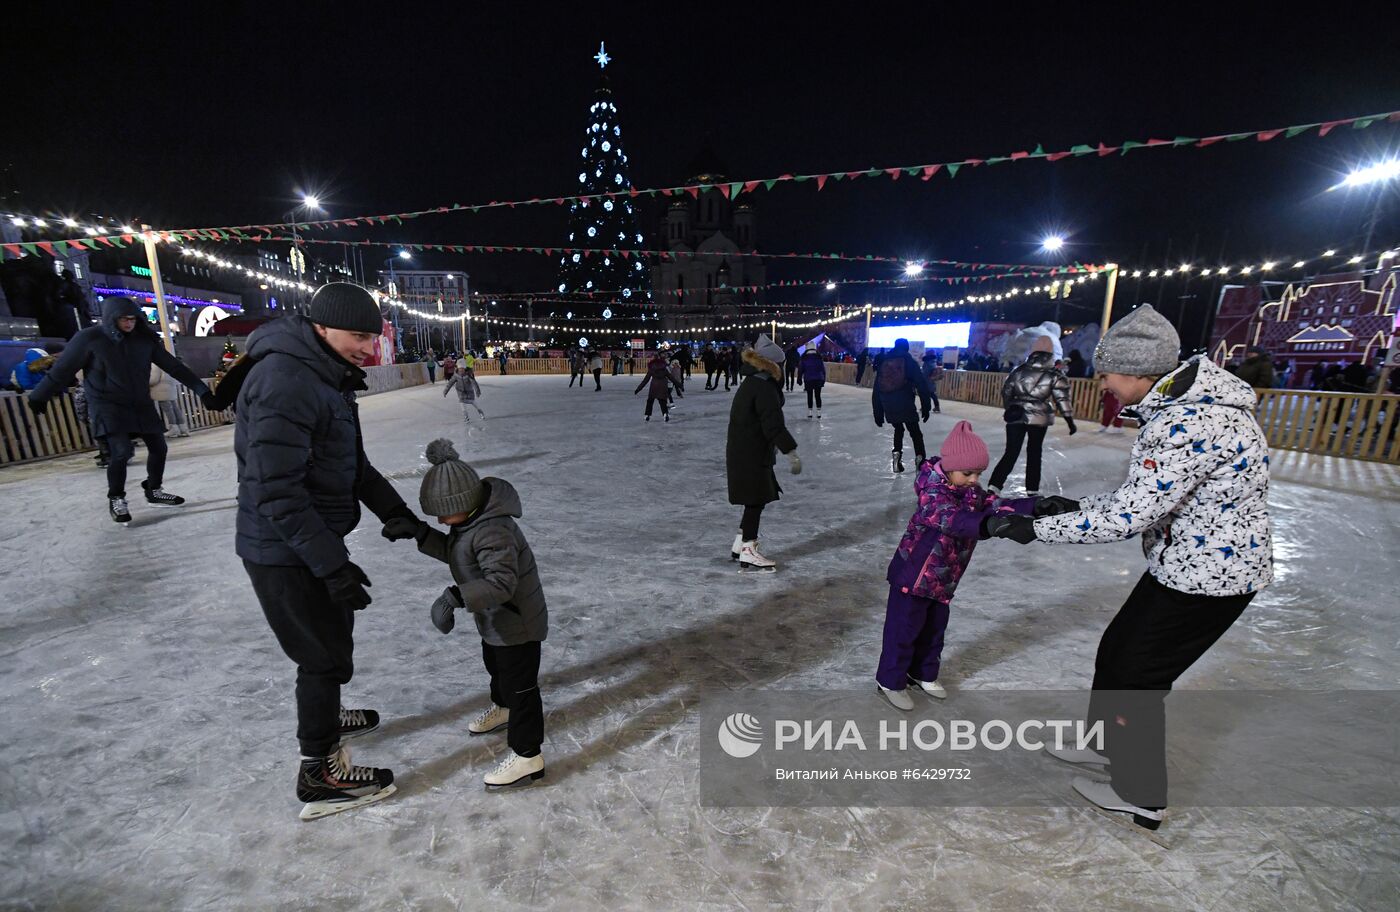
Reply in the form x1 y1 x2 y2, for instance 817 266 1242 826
874 417 884 428
324 562 373 611
382 504 428 542
985 513 1037 545
26 395 47 417
1034 495 1081 517
1065 417 1078 436
200 391 221 412
431 585 463 634
921 408 931 423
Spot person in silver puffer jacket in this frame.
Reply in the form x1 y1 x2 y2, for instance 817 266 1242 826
987 339 1076 494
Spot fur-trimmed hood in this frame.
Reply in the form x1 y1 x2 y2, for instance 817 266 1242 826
742 347 783 383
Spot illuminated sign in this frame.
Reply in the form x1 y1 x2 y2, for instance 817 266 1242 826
868 322 972 349
131 265 153 278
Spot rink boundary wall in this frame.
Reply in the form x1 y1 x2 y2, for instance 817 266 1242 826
4 360 1396 465
0 362 428 467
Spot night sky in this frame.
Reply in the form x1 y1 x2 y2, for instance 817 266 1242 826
6 4 1399 321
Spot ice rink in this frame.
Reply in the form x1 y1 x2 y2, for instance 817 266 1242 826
3 373 1397 911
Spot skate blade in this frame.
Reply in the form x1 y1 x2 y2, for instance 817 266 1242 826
338 724 380 740
298 783 396 821
485 769 546 790
737 564 777 573
1078 793 1171 848
468 721 508 736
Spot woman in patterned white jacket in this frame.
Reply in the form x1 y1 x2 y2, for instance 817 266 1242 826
987 303 1272 839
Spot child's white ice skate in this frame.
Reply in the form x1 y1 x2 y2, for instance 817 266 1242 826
485 751 545 789
468 703 509 735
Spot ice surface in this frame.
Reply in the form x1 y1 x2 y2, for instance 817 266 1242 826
2 375 1397 911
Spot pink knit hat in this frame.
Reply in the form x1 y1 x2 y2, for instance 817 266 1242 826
939 420 990 473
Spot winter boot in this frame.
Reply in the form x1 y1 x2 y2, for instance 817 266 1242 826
468 703 509 735
1071 776 1166 842
143 483 185 507
296 744 396 820
109 496 131 524
338 706 380 740
731 533 744 561
877 684 914 712
175 423 191 438
484 751 545 789
907 676 947 700
738 540 777 572
891 449 905 473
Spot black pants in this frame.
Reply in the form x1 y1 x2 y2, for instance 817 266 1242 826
628 362 635 375
891 419 925 460
855 364 867 385
929 383 940 411
569 371 581 387
806 384 823 410
644 395 670 418
499 361 507 374
481 640 544 757
105 432 167 499
705 369 715 389
785 367 798 390
739 504 765 541
244 560 354 758
427 365 436 383
592 368 602 390
1088 573 1253 808
988 423 1047 492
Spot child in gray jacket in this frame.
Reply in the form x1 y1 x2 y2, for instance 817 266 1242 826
382 438 548 789
444 366 485 426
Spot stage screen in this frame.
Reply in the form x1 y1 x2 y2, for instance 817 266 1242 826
868 322 972 350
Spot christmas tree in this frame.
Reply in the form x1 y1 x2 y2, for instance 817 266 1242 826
555 42 650 327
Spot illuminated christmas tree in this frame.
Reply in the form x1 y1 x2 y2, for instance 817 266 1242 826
555 42 650 326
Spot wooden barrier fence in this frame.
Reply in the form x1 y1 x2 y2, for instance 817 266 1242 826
0 362 428 467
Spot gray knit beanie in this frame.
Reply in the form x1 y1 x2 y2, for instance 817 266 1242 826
1094 304 1181 377
308 283 383 334
753 333 784 364
419 438 484 518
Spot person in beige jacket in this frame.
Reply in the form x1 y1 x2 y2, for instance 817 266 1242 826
149 363 190 437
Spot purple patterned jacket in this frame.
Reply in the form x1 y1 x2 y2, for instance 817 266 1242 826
886 458 1035 603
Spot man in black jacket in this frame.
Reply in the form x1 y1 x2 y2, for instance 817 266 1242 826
871 338 934 473
28 296 216 523
234 283 416 820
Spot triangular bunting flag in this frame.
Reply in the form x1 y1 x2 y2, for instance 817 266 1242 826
1256 129 1283 141
921 165 941 180
945 163 961 178
815 175 828 190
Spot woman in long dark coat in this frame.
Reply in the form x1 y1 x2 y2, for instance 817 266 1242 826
726 335 800 572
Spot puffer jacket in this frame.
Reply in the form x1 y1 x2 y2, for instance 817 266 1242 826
634 358 678 399
1001 350 1073 426
234 316 406 577
444 370 481 402
799 350 826 385
1034 357 1273 596
31 297 209 437
726 349 797 506
887 458 1035 603
417 478 548 646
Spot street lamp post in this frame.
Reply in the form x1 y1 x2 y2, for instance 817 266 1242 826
383 250 412 353
284 195 321 312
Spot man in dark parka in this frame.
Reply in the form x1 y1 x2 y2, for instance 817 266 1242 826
233 283 415 820
726 335 800 572
28 296 216 523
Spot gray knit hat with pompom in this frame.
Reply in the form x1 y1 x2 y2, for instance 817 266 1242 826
419 438 484 518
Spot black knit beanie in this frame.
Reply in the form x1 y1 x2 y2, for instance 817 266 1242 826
308 283 383 334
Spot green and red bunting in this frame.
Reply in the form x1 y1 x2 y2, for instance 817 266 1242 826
107 108 1397 239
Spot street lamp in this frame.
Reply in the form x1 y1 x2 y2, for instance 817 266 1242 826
1328 160 1400 253
285 194 322 312
904 262 924 277
382 251 413 353
1041 235 1066 253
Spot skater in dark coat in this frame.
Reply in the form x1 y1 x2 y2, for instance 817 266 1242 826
799 347 826 418
783 344 801 391
727 345 742 390
726 335 800 571
28 296 216 523
871 338 934 473
233 283 414 820
701 346 719 389
634 355 682 421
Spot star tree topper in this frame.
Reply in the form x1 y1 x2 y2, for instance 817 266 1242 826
594 42 611 69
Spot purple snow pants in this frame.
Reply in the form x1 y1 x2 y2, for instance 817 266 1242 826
875 588 951 690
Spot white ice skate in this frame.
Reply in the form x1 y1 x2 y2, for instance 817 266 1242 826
1071 776 1167 844
1044 744 1110 769
891 449 905 473
485 751 545 789
469 703 509 735
737 540 776 572
907 676 947 700
816 410 822 419
730 533 744 561
877 684 914 712
807 408 814 419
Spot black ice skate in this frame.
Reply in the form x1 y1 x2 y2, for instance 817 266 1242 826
142 484 185 507
109 496 131 524
338 706 380 740
297 745 395 821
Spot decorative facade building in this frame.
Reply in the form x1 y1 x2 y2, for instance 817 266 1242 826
650 147 764 338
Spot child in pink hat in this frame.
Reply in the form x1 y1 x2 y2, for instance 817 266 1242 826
875 421 1077 710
